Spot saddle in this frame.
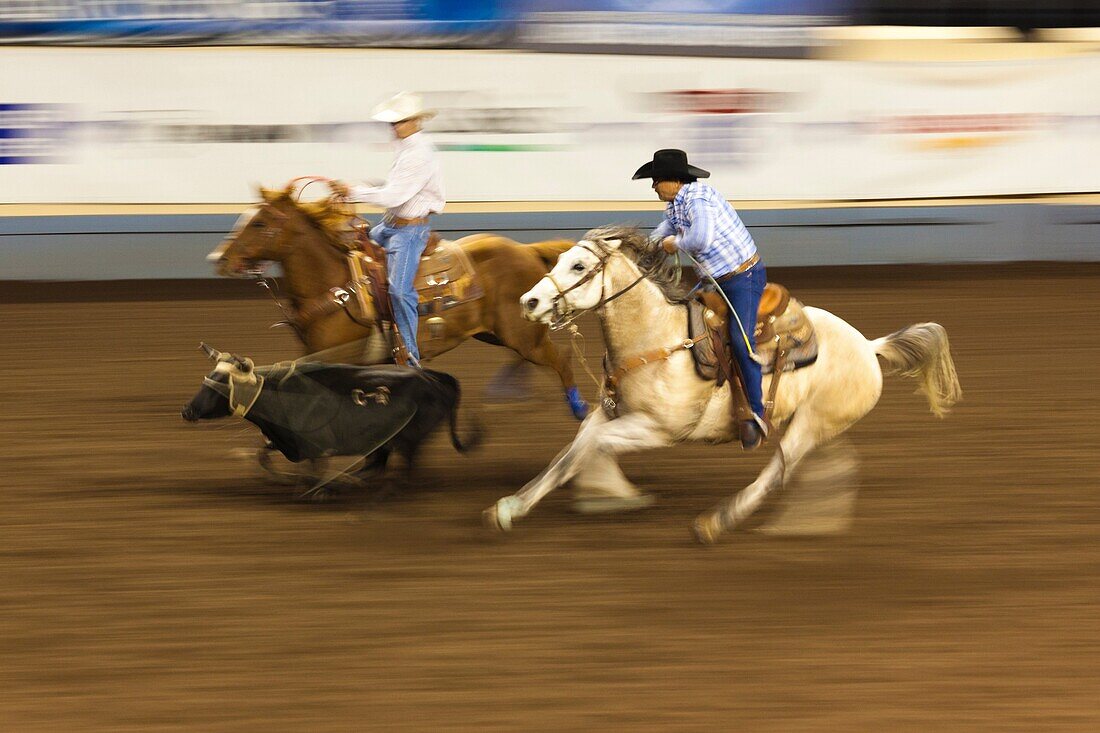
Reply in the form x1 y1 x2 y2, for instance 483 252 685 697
412 234 484 318
351 226 483 330
294 220 483 364
687 282 818 424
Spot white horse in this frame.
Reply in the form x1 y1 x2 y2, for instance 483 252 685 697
484 226 961 544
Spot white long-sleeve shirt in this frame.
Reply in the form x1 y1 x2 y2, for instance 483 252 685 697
346 131 446 218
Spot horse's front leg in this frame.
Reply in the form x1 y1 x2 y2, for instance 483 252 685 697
570 450 655 514
484 410 607 531
484 411 669 531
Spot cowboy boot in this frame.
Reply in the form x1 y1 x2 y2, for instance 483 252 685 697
739 413 770 451
391 326 417 368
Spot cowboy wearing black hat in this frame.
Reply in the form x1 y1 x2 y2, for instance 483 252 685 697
634 149 769 449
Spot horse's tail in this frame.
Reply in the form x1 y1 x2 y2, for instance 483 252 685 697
872 323 962 418
526 240 575 269
446 378 483 453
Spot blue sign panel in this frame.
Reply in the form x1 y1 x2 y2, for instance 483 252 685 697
0 1 514 44
0 104 68 165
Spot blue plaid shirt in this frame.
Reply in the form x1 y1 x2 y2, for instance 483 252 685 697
650 182 757 280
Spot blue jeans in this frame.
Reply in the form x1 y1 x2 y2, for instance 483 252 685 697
371 221 431 363
717 261 767 418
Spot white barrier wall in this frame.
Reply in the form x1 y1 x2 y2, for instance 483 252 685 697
2 47 1099 203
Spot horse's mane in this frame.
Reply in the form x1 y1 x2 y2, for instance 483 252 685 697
583 225 693 303
299 196 358 242
270 191 357 247
299 197 350 229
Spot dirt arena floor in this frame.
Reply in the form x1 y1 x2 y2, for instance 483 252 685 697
1 264 1098 731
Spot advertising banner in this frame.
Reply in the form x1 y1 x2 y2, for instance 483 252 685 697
516 0 849 57
1 48 1098 203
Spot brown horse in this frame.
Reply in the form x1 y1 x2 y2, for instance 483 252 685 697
207 186 588 419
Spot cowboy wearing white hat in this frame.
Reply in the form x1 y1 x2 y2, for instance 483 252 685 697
335 91 445 366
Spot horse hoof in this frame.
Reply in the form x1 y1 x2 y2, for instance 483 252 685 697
572 494 655 515
692 511 725 545
483 496 521 532
483 506 506 532
570 401 590 421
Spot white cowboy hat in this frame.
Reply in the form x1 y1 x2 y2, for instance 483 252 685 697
371 92 436 123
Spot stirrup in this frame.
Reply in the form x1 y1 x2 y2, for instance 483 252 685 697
751 412 770 438
739 418 764 451
734 411 770 451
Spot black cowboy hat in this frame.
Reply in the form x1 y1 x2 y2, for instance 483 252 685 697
632 149 710 181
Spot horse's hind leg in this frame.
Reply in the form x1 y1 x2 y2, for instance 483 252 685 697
753 436 859 536
694 409 834 544
508 328 587 420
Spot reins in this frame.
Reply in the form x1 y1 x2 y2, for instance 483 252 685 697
544 242 715 416
238 183 378 339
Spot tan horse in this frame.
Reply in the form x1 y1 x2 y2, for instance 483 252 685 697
208 186 589 419
487 226 961 540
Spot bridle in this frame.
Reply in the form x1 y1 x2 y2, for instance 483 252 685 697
217 197 370 338
541 241 647 331
217 177 347 279
214 202 290 280
537 239 707 417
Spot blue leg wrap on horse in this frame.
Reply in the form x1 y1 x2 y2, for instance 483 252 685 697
565 386 589 420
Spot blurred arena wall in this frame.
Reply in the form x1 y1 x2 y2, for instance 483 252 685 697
3 199 1097 279
1 3 1098 278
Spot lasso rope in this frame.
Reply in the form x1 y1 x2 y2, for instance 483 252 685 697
567 323 604 395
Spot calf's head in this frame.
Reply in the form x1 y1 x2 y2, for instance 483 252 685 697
181 343 261 422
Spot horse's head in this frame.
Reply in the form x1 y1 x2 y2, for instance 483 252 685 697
206 186 300 278
521 225 651 327
181 343 261 421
